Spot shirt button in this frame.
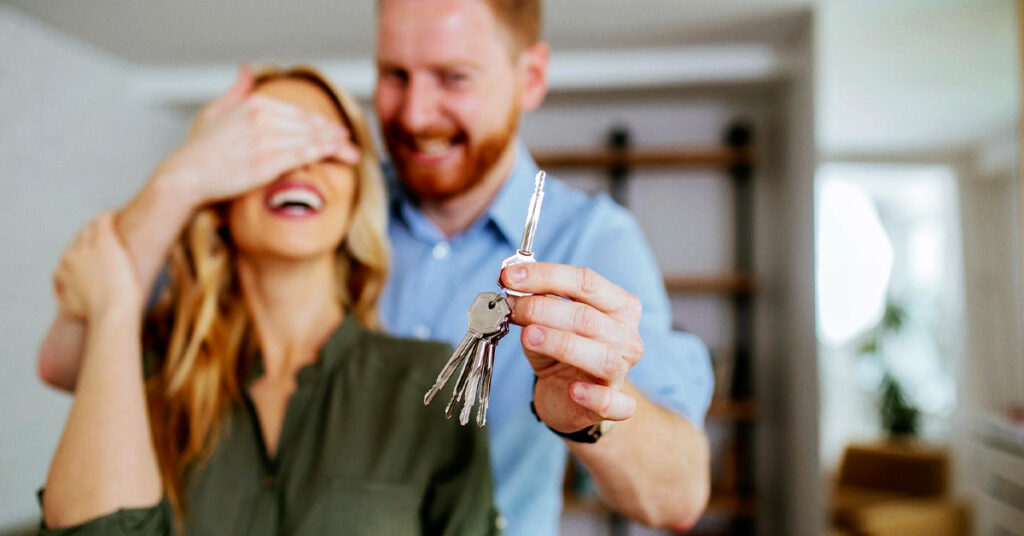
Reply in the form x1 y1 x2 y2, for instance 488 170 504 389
432 241 451 260
413 325 431 339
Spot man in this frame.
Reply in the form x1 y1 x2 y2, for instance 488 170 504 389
37 0 712 532
372 0 711 533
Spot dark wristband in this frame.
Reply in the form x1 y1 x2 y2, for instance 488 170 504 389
529 376 609 443
530 400 606 443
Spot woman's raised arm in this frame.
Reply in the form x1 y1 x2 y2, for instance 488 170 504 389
37 65 360 391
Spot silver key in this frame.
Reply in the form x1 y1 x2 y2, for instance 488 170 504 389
446 340 486 419
499 170 546 297
425 169 547 427
424 292 510 407
476 330 498 426
458 340 489 425
473 317 508 425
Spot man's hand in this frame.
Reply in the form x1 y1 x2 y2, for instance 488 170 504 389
52 212 143 321
501 262 644 433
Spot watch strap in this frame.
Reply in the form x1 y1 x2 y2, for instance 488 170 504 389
529 399 606 443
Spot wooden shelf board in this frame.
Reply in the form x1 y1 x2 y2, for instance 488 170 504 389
707 398 758 421
663 273 756 295
533 146 754 169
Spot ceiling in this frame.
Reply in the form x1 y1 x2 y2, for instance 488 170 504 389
5 0 1019 155
4 0 809 65
817 0 1020 156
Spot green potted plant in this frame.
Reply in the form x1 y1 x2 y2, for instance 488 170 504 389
857 300 921 438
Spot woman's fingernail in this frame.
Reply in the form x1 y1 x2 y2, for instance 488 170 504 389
527 326 544 347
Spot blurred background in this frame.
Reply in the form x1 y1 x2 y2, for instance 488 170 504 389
0 1 1020 535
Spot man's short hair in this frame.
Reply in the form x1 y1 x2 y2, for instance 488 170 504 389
487 0 542 54
378 0 542 55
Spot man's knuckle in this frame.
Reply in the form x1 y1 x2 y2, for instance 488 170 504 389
560 332 576 358
598 390 613 415
602 346 622 377
519 296 541 322
629 335 645 362
627 293 643 316
578 267 599 296
572 305 599 336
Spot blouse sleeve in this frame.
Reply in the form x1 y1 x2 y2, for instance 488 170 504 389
36 489 175 536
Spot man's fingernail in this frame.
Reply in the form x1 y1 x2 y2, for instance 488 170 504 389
572 383 587 401
508 265 526 282
527 326 544 346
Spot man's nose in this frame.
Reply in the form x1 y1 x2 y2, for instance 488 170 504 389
398 76 441 132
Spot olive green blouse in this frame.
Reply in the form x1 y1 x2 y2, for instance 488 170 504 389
39 316 501 535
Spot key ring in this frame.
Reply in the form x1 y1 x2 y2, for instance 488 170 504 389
488 289 507 309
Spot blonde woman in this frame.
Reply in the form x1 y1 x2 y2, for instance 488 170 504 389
39 67 499 535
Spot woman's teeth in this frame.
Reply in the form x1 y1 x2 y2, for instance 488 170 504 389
268 188 323 212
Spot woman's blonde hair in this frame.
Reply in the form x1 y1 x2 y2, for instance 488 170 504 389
143 66 390 518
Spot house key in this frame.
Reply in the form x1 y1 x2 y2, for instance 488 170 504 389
424 292 510 425
498 170 546 298
424 169 548 426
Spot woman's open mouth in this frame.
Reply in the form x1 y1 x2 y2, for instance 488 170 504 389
264 182 324 218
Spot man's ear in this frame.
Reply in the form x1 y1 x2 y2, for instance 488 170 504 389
518 41 550 112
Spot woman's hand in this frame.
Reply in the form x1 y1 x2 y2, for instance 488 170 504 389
153 64 360 208
53 212 142 321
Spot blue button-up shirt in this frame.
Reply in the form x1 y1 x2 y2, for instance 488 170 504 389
381 141 713 536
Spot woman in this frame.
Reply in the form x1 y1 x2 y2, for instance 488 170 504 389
39 67 499 535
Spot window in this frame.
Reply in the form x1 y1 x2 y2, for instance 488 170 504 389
815 162 964 466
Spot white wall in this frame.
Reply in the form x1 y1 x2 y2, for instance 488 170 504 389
957 126 1024 416
0 5 187 529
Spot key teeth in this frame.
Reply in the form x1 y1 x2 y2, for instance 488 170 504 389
445 398 458 419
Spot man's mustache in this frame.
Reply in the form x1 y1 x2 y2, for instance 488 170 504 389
384 122 464 146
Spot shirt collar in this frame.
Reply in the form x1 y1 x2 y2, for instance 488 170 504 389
385 162 447 244
385 138 540 248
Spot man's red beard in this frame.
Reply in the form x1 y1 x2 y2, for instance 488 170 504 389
383 112 519 202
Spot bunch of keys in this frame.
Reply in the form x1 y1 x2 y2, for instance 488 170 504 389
424 170 547 426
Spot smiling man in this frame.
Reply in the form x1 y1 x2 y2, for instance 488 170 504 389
373 0 714 533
